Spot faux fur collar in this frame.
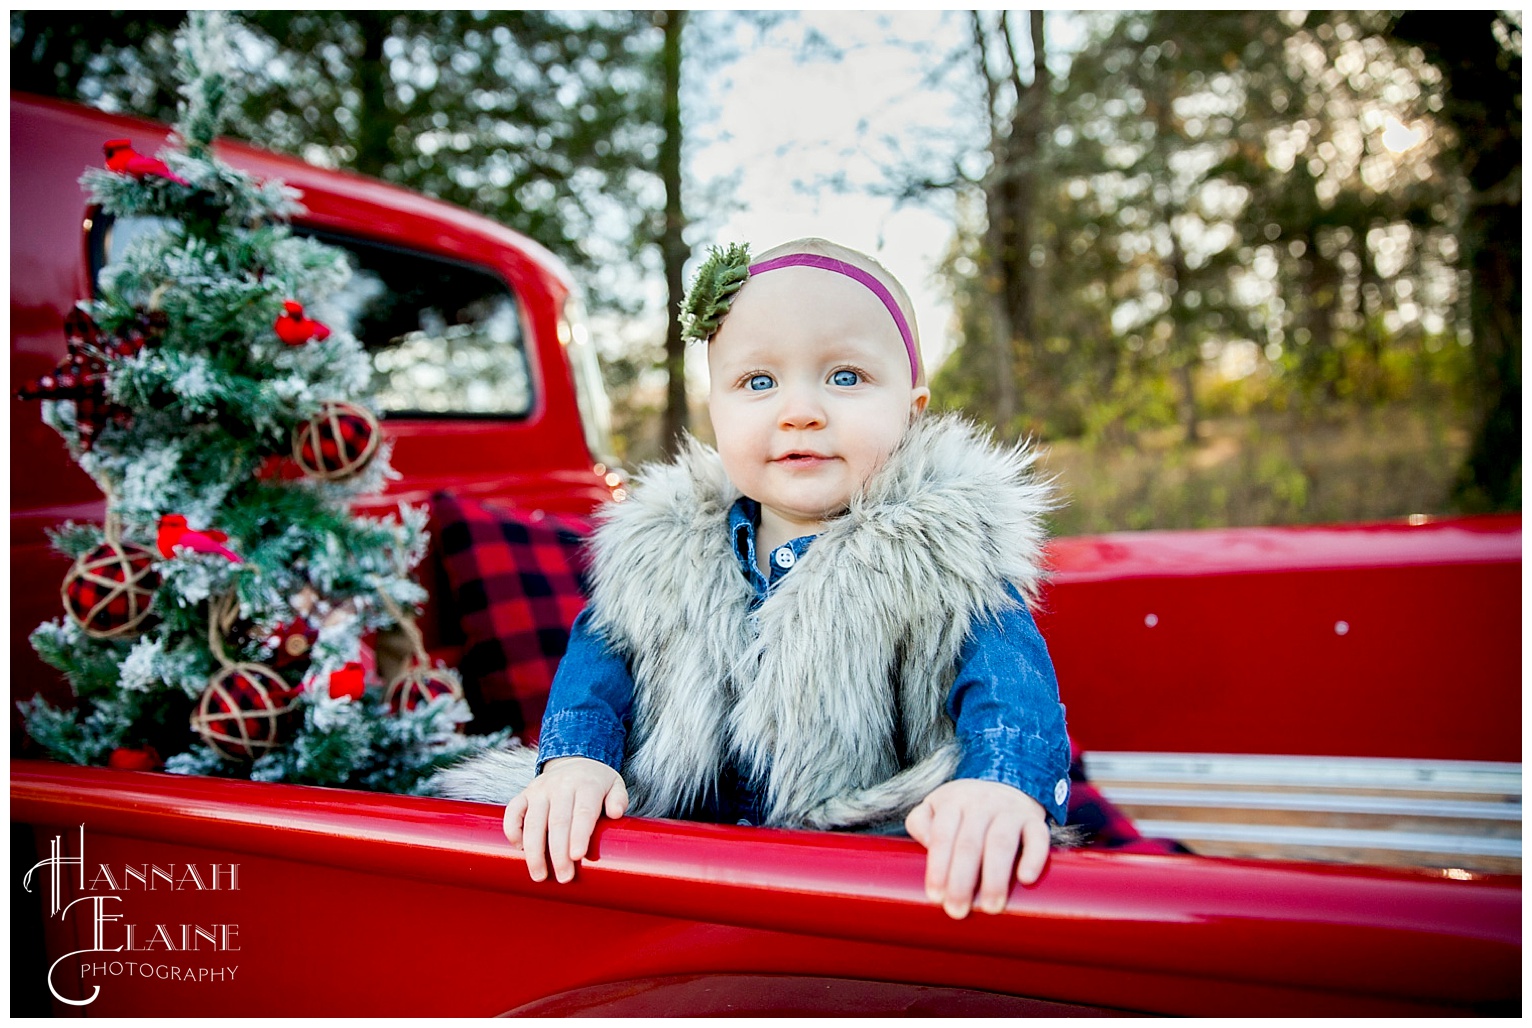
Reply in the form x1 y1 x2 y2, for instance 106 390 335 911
586 414 1054 829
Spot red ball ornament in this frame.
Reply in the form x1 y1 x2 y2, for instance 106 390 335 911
384 659 465 715
62 540 160 638
191 663 302 761
292 400 380 481
108 746 162 771
266 617 320 683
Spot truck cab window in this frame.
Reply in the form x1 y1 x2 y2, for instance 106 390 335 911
89 216 533 418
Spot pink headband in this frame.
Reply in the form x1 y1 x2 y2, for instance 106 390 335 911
748 253 920 387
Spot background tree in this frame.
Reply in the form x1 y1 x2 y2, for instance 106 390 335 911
12 10 668 317
969 10 1049 437
14 10 1519 524
657 10 690 453
1390 11 1522 511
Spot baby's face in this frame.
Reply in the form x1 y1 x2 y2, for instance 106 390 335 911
707 266 929 541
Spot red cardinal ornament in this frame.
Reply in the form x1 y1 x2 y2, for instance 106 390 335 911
326 662 367 701
103 138 190 186
274 300 331 347
157 514 242 563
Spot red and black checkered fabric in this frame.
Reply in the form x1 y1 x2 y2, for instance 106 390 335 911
1065 740 1191 854
430 492 592 743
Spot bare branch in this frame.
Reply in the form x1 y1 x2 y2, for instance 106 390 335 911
969 11 1002 137
998 10 1027 102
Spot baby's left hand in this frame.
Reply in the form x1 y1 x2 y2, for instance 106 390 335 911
905 779 1050 920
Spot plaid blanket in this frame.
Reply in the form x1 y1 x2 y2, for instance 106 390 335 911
430 491 1187 852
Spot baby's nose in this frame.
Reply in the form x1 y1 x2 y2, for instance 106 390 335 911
776 383 827 428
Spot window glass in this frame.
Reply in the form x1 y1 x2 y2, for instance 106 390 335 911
300 229 532 417
558 291 617 466
91 216 533 417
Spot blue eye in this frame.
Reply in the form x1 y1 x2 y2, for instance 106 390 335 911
830 368 860 387
747 373 775 391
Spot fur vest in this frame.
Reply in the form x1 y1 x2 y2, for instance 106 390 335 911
433 414 1054 831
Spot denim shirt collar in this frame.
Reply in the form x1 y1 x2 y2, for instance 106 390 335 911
728 497 817 601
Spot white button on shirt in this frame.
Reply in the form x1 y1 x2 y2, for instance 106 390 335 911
1054 778 1069 806
772 547 796 570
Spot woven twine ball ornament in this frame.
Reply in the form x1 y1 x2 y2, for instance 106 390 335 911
61 515 159 639
384 657 465 714
376 589 465 715
191 594 302 761
193 663 302 760
291 400 380 481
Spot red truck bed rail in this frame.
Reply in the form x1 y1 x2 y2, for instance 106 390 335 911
12 761 1520 1017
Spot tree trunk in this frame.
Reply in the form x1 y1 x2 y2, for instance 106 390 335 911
352 13 394 180
1391 11 1521 509
1300 228 1342 400
659 10 689 455
1459 186 1522 507
996 11 1048 366
975 11 1049 437
1154 93 1199 443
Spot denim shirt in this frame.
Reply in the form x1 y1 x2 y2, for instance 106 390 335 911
538 497 1071 825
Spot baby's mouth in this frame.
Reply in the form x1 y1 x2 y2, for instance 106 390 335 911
774 452 833 465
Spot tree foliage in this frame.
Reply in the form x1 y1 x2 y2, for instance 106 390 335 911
12 10 667 315
929 8 1510 514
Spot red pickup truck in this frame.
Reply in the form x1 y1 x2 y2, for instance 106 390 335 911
11 95 1520 1016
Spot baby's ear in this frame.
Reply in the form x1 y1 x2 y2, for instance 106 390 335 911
909 387 931 421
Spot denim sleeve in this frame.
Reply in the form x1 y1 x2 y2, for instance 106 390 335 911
534 607 633 774
948 586 1072 825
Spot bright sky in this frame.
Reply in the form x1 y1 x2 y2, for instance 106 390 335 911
682 12 975 388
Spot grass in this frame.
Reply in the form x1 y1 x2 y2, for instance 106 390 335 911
1038 401 1477 536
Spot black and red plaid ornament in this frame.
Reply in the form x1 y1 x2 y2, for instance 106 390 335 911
292 400 380 481
384 655 465 715
15 308 164 451
192 592 304 761
111 308 168 360
192 663 302 761
62 538 160 639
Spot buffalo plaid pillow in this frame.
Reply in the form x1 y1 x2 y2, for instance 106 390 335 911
1066 740 1191 854
430 492 592 743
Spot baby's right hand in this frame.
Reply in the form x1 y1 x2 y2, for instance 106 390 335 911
503 755 629 883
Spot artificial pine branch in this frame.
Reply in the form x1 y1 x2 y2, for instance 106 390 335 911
20 11 506 792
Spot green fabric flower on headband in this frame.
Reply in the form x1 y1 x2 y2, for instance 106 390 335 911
680 242 752 343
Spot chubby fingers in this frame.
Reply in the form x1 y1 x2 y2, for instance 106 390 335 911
975 811 1027 915
605 775 631 820
910 780 1055 919
518 790 552 883
544 783 579 884
564 784 607 867
503 792 528 847
920 801 982 919
904 798 934 845
1015 816 1052 887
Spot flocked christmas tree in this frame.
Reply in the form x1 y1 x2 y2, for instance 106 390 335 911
17 11 507 791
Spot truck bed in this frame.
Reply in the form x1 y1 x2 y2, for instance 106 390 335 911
12 760 1520 1017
